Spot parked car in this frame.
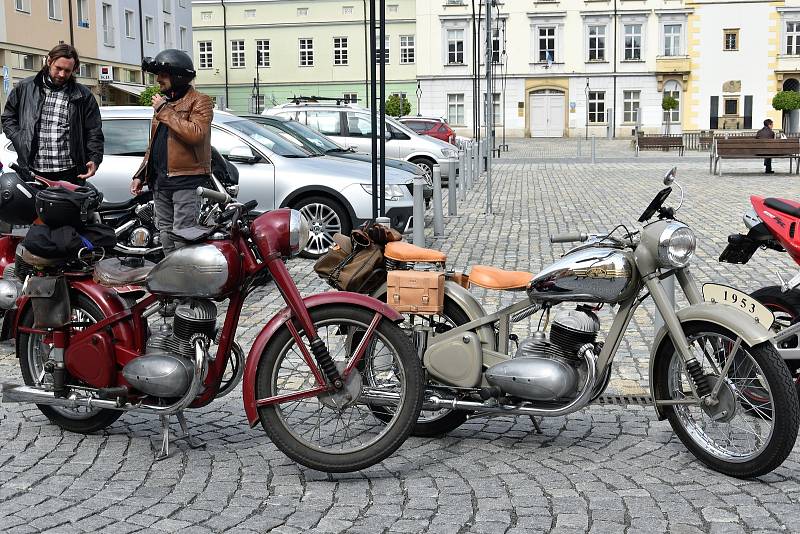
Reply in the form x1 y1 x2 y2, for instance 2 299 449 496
399 116 456 145
0 107 415 258
240 114 432 204
263 101 458 183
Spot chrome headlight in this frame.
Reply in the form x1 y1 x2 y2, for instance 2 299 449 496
289 209 310 257
441 148 456 158
657 222 696 268
360 184 405 201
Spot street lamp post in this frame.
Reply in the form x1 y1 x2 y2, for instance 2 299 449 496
585 78 590 140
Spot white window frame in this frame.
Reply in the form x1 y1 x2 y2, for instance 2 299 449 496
622 22 643 61
375 33 389 64
163 0 171 14
623 90 640 123
230 40 245 68
76 0 88 26
334 37 348 65
179 26 187 50
663 80 681 124
102 3 114 47
257 39 270 67
198 41 213 69
446 28 466 65
299 38 314 67
48 0 62 20
447 93 465 126
163 21 173 48
343 93 358 103
124 9 135 38
587 24 606 62
400 35 415 64
145 16 154 43
659 17 686 57
529 16 565 65
588 91 606 124
538 26 556 62
787 20 800 55
15 0 30 14
484 92 502 125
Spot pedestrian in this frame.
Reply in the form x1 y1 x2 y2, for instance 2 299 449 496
1 43 103 185
756 118 776 174
130 49 213 255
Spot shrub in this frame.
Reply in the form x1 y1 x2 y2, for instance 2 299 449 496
138 85 161 106
386 94 411 117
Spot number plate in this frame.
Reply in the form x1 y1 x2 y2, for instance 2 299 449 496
702 283 775 330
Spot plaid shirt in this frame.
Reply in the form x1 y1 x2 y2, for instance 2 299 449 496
32 87 73 172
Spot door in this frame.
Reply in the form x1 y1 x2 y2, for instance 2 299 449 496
529 90 564 137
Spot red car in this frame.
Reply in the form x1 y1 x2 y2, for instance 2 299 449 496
399 116 456 145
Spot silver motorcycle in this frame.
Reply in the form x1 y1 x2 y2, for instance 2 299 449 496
373 168 799 478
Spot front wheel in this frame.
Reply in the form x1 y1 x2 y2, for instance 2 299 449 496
255 305 424 472
653 322 799 478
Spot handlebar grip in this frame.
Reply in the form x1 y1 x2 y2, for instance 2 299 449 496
196 186 231 205
9 163 31 180
550 232 588 244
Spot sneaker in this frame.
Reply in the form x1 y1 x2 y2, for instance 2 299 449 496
765 170 776 174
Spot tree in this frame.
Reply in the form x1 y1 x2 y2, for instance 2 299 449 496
138 85 161 106
385 94 411 118
772 90 800 132
662 95 679 134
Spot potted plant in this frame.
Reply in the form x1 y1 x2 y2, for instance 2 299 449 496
772 90 800 134
662 95 679 135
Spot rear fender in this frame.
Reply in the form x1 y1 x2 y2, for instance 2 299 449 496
242 291 402 426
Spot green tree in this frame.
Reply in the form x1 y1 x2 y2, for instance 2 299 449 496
662 95 679 134
138 85 161 106
385 94 411 117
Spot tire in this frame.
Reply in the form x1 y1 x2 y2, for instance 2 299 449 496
255 305 424 472
653 321 799 478
751 286 800 402
410 158 435 183
293 196 352 259
17 293 122 434
372 294 472 436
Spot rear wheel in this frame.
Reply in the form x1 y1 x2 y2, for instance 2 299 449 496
751 286 800 402
294 196 351 259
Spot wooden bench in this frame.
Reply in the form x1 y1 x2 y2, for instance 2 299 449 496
635 135 685 156
710 138 800 176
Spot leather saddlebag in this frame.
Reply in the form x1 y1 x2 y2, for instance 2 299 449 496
386 270 444 314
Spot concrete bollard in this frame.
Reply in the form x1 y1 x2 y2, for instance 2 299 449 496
577 136 582 158
432 165 444 237
591 136 596 164
448 156 458 216
412 174 426 246
464 144 471 190
474 140 480 179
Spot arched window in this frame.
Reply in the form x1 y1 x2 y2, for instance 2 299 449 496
663 80 681 124
783 78 800 92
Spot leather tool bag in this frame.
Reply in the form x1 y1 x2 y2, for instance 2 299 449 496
386 270 444 314
23 275 71 328
314 231 384 292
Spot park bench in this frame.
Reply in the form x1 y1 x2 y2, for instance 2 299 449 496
710 138 800 176
635 135 685 156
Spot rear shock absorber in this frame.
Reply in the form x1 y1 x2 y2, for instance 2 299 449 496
685 358 712 397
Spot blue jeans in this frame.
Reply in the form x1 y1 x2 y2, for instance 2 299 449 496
153 188 200 254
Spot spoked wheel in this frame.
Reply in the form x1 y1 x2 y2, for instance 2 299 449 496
17 294 122 433
751 286 800 402
255 305 423 472
654 322 799 478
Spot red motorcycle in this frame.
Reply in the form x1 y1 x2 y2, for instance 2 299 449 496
2 187 423 473
720 195 800 399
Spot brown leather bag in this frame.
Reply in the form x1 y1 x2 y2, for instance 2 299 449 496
314 232 384 292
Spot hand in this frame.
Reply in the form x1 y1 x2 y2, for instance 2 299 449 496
77 161 97 180
130 178 143 196
151 93 167 111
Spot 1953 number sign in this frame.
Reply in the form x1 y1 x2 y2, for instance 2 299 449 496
702 283 775 330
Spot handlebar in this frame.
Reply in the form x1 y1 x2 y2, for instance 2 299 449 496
196 186 231 205
550 232 589 244
9 163 32 181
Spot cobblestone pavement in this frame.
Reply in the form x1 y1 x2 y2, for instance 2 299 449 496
1 141 800 533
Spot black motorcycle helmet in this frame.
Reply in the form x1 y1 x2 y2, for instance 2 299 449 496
142 49 196 89
0 171 38 226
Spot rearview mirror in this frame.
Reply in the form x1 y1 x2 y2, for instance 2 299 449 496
228 145 262 164
663 166 677 185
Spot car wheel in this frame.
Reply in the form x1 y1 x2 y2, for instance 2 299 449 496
411 158 434 181
294 196 352 259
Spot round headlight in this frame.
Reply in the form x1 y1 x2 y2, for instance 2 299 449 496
289 209 310 257
657 223 696 268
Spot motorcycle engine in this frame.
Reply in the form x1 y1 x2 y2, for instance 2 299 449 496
485 307 600 401
122 299 217 398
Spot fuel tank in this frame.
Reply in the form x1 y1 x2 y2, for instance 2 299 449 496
146 242 240 298
528 247 636 303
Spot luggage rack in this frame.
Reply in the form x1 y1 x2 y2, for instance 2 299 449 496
286 95 360 106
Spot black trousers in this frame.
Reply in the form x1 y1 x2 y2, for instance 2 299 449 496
764 158 773 171
33 167 85 186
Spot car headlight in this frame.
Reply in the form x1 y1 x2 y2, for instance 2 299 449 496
289 209 310 257
657 222 696 268
441 148 456 158
360 184 405 201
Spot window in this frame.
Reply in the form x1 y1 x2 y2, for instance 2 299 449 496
588 91 605 123
664 24 682 56
299 38 314 66
102 3 114 46
145 16 154 43
492 28 501 63
18 54 35 70
663 81 681 123
624 24 642 60
15 0 30 13
343 6 354 15
199 41 213 68
77 0 88 27
307 111 341 136
788 22 800 55
179 27 187 50
124 10 134 38
623 90 640 123
201 11 212 22
127 69 137 83
78 63 91 78
375 33 389 64
448 93 465 125
244 9 256 19
447 29 465 64
250 95 265 114
257 40 270 67
485 93 501 125
163 0 171 14
400 35 415 64
343 93 358 103
388 4 398 13
539 27 556 62
588 25 606 61
164 22 172 48
334 37 348 65
724 29 739 51
48 0 62 20
297 7 308 16
102 120 151 157
724 98 738 116
231 40 245 68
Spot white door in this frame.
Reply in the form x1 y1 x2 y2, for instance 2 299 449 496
529 91 565 138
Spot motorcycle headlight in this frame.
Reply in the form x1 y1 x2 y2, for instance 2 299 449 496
441 148 456 158
657 222 696 268
360 184 405 201
289 210 310 257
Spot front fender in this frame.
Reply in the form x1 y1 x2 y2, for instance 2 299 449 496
648 301 772 419
242 291 403 426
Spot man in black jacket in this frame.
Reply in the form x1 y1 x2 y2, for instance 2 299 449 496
1 44 103 185
755 118 776 174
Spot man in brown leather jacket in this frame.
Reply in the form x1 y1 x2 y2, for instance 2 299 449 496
131 49 213 254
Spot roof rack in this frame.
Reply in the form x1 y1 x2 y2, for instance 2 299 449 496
287 95 359 106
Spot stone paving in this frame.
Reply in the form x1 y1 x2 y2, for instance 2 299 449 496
1 139 800 533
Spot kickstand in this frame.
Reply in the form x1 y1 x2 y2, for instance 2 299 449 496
529 415 543 434
154 411 205 461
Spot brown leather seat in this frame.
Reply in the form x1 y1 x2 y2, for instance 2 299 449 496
384 241 447 263
469 265 532 290
20 246 67 268
93 258 155 287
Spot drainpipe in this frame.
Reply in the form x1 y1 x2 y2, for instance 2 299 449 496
67 0 74 45
138 0 144 64
611 0 618 138
221 0 230 107
363 0 369 104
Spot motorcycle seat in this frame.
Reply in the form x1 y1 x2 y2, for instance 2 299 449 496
20 246 67 268
93 257 155 287
99 197 139 212
765 197 800 219
469 265 532 291
384 241 447 263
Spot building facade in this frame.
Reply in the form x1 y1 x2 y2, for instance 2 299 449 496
0 0 191 110
192 0 418 113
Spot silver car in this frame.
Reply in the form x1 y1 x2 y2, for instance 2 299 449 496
0 106 416 258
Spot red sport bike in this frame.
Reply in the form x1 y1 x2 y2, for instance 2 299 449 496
2 187 423 472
